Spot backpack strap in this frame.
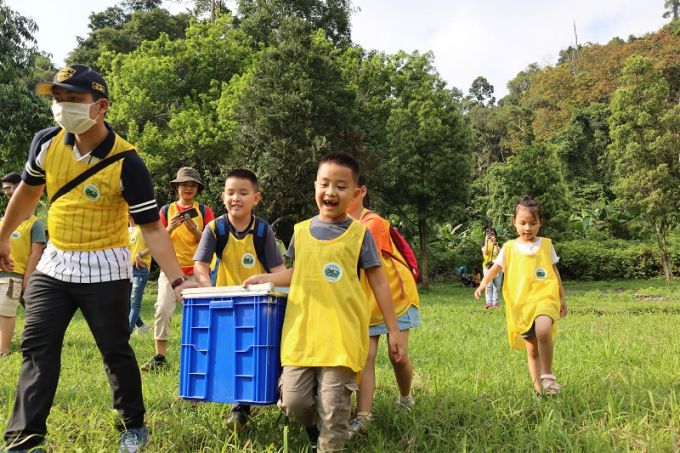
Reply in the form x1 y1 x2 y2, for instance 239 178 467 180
162 204 170 223
213 215 271 274
50 150 135 204
214 215 229 260
253 217 271 273
198 204 206 221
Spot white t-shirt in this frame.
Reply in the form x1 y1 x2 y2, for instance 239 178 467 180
494 237 559 270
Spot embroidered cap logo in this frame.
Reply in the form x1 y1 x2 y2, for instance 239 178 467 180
56 67 76 83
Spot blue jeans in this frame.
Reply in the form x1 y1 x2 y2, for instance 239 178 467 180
483 267 503 305
128 267 149 333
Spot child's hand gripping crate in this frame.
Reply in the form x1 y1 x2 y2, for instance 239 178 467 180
179 283 287 404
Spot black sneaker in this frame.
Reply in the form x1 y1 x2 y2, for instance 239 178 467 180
226 404 251 431
305 425 319 451
140 354 166 372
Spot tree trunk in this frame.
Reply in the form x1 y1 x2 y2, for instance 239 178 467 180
418 217 429 289
654 223 673 284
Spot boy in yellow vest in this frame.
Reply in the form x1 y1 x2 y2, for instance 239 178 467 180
244 151 404 451
0 173 45 357
194 168 286 430
0 65 197 452
142 167 214 372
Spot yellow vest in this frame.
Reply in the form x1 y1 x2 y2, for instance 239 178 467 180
281 219 369 372
482 241 499 268
45 129 133 251
359 210 419 325
502 238 560 350
209 220 266 285
128 226 151 268
166 202 204 268
8 215 39 275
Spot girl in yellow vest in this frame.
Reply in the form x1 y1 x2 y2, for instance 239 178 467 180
481 227 502 309
475 197 567 395
346 175 420 438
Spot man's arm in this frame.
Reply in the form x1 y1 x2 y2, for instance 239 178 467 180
139 221 198 298
0 183 44 271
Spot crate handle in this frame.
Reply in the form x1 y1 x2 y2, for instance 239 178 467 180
209 300 234 309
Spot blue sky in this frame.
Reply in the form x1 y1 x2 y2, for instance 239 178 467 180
6 0 670 98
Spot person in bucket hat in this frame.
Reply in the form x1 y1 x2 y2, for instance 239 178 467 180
142 166 214 373
0 64 199 452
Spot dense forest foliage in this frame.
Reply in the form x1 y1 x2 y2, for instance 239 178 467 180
1 0 679 284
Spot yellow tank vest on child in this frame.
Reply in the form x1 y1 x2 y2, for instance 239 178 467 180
208 220 266 286
9 215 39 275
358 210 419 325
281 219 369 372
44 130 133 251
167 202 205 268
128 226 151 268
502 237 560 350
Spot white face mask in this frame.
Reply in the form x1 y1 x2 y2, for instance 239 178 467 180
51 101 101 134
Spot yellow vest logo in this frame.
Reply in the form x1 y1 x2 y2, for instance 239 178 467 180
130 235 137 243
323 262 343 283
83 184 100 201
241 253 256 268
10 231 20 240
535 267 548 280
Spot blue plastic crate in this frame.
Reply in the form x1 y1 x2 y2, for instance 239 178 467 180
179 286 287 404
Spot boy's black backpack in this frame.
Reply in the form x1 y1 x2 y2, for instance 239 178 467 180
213 214 272 273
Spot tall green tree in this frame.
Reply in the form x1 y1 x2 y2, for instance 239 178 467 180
236 0 352 47
663 0 679 20
0 0 53 177
467 76 495 107
485 142 569 236
380 51 472 288
232 17 358 225
608 55 680 283
105 14 255 208
68 0 191 71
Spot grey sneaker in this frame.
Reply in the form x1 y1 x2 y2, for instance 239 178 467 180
119 425 149 453
347 414 371 439
135 324 151 334
396 395 415 411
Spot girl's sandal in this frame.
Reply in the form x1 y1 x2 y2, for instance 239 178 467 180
540 374 561 395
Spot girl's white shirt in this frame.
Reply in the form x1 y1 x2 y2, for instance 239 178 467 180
493 237 559 270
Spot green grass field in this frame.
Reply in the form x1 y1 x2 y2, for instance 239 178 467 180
2 279 680 452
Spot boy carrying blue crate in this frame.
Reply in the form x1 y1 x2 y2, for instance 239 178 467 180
194 168 287 430
244 152 404 451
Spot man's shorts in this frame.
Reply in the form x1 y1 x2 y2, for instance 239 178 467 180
369 305 420 337
0 277 23 317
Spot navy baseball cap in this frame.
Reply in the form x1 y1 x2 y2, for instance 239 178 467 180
36 65 108 99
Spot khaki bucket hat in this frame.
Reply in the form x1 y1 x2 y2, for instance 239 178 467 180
169 167 204 192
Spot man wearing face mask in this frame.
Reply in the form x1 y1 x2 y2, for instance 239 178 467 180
0 65 198 453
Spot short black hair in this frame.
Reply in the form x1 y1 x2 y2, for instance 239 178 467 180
318 151 360 183
1 173 22 185
226 168 259 189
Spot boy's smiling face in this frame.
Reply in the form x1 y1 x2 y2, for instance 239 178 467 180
222 177 261 223
315 162 359 222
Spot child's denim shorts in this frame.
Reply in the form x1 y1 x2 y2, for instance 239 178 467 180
369 305 420 336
